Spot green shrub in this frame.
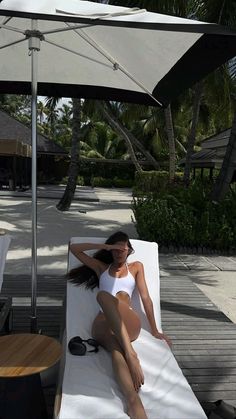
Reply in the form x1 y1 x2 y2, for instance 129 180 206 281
77 175 84 186
133 170 184 196
113 177 134 188
132 196 195 247
91 177 113 187
134 171 169 195
132 179 236 252
91 176 134 188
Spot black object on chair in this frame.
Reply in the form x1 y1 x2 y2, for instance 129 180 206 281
68 336 99 356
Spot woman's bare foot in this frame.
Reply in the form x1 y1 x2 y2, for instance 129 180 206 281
125 351 144 392
127 394 148 419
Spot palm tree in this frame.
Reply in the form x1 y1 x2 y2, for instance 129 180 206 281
84 99 160 170
183 81 203 185
164 104 176 180
56 98 81 211
53 103 73 150
97 102 142 172
44 96 82 211
80 120 126 159
0 94 31 120
37 100 47 125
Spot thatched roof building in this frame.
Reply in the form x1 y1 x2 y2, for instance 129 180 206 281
179 128 236 180
0 110 67 189
0 109 66 156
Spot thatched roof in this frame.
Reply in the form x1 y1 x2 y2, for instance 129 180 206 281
179 149 222 168
201 128 231 150
179 128 235 168
0 109 67 155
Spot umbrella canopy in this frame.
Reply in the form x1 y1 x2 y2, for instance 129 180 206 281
1 0 236 107
0 0 236 332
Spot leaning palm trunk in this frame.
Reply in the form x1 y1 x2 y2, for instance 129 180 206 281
121 125 160 170
97 101 142 172
164 104 176 181
57 98 81 211
183 81 203 186
212 111 236 201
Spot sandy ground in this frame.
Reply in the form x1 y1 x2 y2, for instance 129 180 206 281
1 188 136 276
1 186 235 324
191 271 236 323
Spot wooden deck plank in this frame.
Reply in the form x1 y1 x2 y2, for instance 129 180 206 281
183 368 236 376
160 271 236 409
2 272 236 416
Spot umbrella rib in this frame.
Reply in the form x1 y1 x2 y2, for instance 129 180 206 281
0 16 13 25
44 38 112 69
0 37 26 50
66 24 163 106
42 23 98 36
0 23 25 34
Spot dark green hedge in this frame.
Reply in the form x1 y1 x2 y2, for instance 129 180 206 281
133 170 184 196
91 176 133 188
132 177 236 252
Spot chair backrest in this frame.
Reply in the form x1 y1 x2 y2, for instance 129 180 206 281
67 237 161 339
0 235 11 293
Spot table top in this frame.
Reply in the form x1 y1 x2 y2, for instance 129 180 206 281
0 333 62 377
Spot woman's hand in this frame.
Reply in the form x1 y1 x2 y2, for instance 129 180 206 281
151 330 172 348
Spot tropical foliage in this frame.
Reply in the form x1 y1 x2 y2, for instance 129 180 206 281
132 178 236 252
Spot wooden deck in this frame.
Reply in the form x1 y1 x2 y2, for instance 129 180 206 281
1 272 236 417
160 275 236 410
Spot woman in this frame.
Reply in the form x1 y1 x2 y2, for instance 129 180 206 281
69 231 171 419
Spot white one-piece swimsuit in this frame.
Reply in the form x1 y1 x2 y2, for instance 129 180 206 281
99 263 136 311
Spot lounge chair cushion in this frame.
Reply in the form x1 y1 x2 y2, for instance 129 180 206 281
58 237 206 419
0 235 11 293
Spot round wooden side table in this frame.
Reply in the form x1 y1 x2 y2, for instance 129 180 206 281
0 333 61 419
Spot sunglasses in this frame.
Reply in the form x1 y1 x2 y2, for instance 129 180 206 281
68 336 100 356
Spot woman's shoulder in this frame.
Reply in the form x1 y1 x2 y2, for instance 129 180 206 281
128 260 143 272
128 260 143 266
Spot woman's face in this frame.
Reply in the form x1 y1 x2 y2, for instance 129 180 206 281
111 241 130 264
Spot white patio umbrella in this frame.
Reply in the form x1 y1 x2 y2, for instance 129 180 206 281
0 0 236 332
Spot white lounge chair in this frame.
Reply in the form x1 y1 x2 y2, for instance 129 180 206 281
55 237 207 419
0 234 11 293
0 234 12 333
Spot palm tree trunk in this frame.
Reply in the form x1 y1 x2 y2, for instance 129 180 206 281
164 104 175 181
97 101 142 172
175 138 187 154
121 125 160 170
56 98 81 211
183 81 203 186
212 111 236 201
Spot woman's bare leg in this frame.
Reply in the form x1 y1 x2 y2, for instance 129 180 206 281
96 290 144 390
92 319 147 419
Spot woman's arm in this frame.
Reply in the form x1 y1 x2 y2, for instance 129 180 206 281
70 242 125 277
135 262 172 347
70 242 110 255
70 242 110 277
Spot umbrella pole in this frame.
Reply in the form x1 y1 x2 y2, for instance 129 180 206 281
29 20 40 333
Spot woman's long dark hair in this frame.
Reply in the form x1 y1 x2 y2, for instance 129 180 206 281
67 231 134 290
